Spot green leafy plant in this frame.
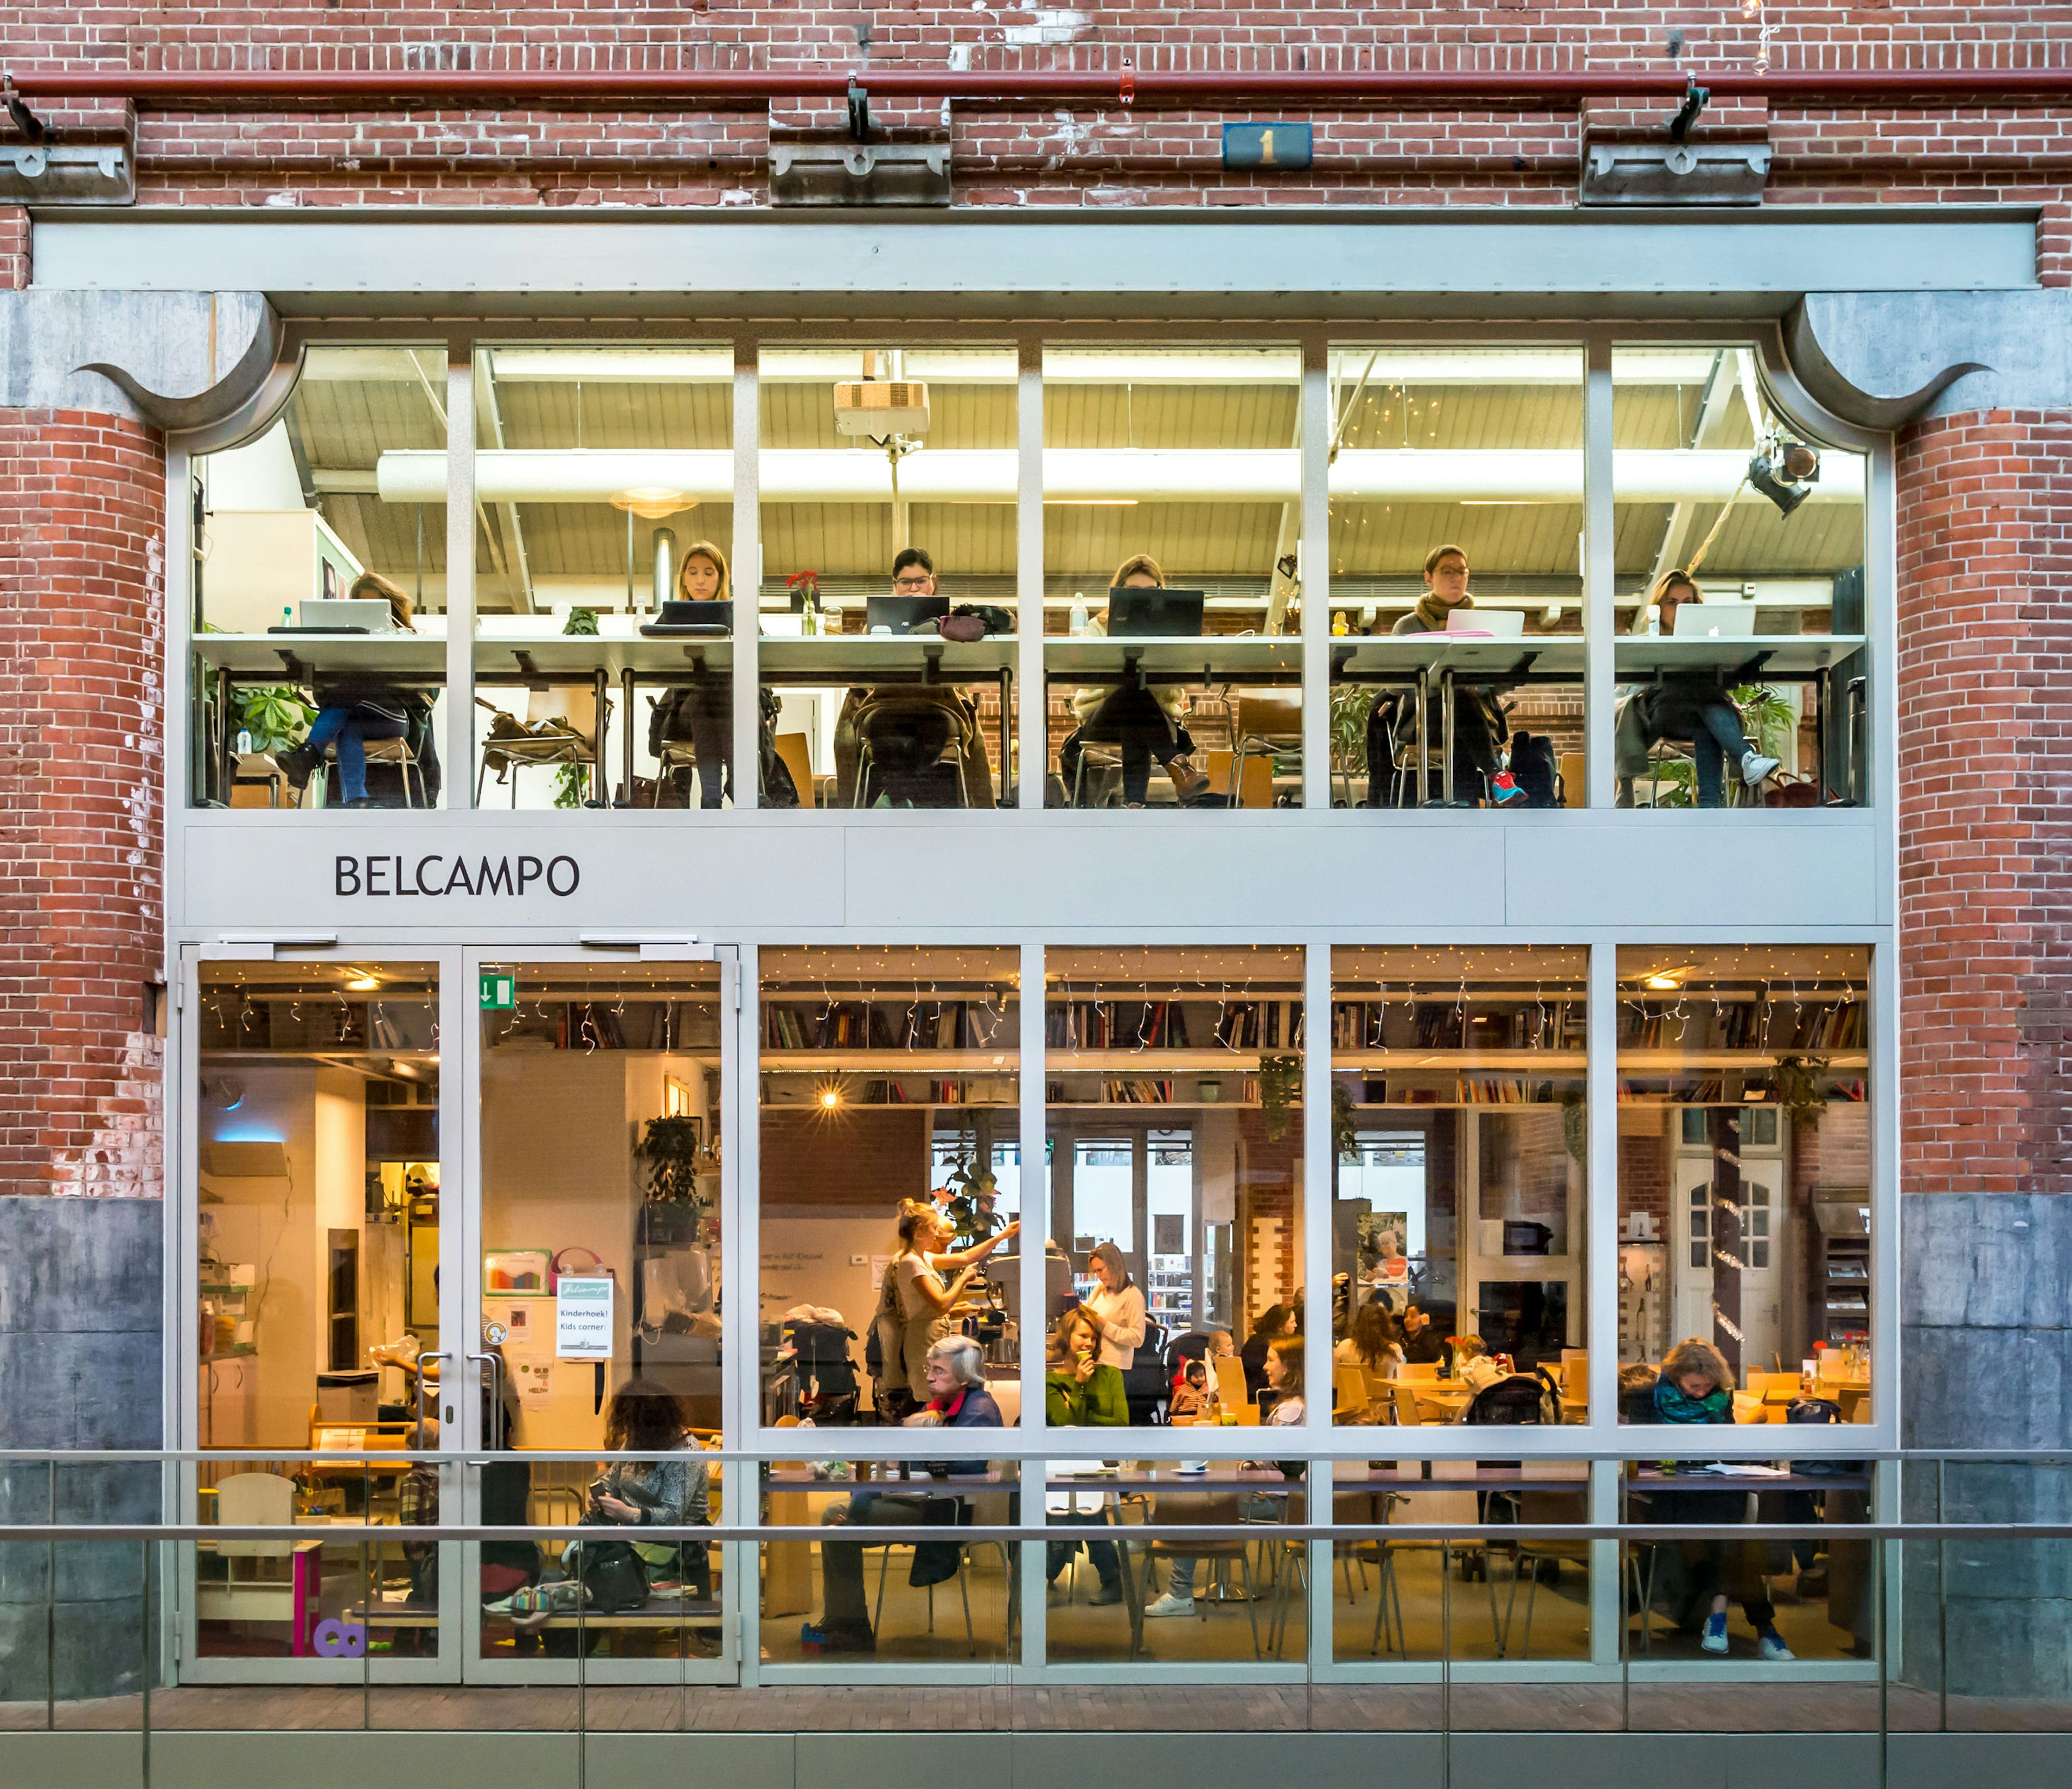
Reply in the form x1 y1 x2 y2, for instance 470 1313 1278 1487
562 606 601 637
1332 1077 1359 1164
233 686 316 753
1258 1052 1301 1141
1732 684 1797 765
553 764 589 808
636 1115 709 1223
1330 688 1373 783
1774 1053 1831 1129
940 1154 1004 1250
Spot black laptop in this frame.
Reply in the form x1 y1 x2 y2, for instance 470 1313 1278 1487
639 600 733 637
1108 587 1205 638
865 594 951 633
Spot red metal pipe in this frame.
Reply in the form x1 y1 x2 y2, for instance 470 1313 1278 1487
8 66 2072 110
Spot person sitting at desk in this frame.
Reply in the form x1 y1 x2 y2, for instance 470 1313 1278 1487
833 548 996 807
1241 1301 1299 1398
1045 1307 1129 1605
1335 1299 1405 1383
815 1336 1004 1652
645 540 792 808
1614 570 1781 809
1365 544 1520 807
1143 1340 1306 1620
1055 554 1211 808
276 572 437 808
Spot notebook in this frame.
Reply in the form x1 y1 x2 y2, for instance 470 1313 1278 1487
1444 608 1525 639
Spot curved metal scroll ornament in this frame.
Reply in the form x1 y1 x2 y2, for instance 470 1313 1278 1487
1782 298 1986 431
76 295 287 438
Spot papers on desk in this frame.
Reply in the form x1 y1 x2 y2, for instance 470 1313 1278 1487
1698 1463 1790 1478
1050 1459 1116 1477
1046 1458 1116 1516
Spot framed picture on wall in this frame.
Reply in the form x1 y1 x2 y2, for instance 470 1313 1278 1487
486 1249 550 1295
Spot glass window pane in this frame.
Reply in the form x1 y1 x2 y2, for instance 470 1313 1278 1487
195 958 442 1661
1047 946 1305 1427
759 346 1018 810
1043 344 1301 811
192 344 450 810
758 947 1021 1425
1326 344 1584 810
470 343 734 811
476 960 726 1662
1611 346 1869 809
1330 947 1588 1428
1617 947 1872 1422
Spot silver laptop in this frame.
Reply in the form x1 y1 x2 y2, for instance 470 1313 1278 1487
300 597 398 634
1682 603 1758 640
1444 608 1525 639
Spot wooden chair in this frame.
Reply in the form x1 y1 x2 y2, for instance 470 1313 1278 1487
1558 751 1586 809
1368 1461 1502 1658
1230 692 1302 805
1333 1362 1372 1423
773 732 815 809
1399 1362 1442 1382
1497 1461 1592 1660
474 688 596 807
1137 1488 1262 1659
1201 749 1274 809
1212 1355 1252 1414
1388 1382 1432 1429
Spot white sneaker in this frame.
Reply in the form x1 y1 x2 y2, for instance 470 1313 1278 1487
1142 1592 1196 1618
1741 750 1781 787
1756 1628 1797 1662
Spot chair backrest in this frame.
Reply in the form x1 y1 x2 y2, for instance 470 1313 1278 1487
1399 1362 1441 1382
774 732 814 806
216 1472 295 1559
1422 1458 1482 1531
1519 1458 1590 1527
1560 1350 1589 1400
1559 752 1587 808
1212 1355 1251 1411
1334 1362 1369 1414
1202 750 1273 808
1236 692 1303 745
529 685 596 736
1388 1382 1425 1427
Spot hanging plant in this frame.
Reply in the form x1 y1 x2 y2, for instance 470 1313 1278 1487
1561 1091 1587 1167
1332 1077 1359 1164
1774 1053 1831 1130
1258 1053 1301 1142
637 1115 708 1219
941 1154 1003 1250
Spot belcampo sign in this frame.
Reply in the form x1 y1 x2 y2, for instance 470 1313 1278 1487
334 853 581 897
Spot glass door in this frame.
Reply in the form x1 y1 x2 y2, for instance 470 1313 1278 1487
462 947 739 1685
181 945 465 1684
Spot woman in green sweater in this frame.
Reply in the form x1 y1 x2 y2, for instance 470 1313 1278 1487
1046 1307 1128 1604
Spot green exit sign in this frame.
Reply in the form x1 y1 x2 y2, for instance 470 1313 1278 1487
479 971 516 1011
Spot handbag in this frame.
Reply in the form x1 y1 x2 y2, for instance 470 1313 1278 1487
550 1246 608 1290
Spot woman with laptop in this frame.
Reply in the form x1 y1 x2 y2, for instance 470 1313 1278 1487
1616 571 1780 807
276 572 435 808
645 541 793 808
1057 554 1211 807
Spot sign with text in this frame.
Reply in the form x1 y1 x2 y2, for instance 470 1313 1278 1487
554 1276 614 1360
335 852 582 898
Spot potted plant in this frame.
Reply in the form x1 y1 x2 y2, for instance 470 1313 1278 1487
1257 1052 1301 1141
941 1154 1004 1250
636 1115 708 1246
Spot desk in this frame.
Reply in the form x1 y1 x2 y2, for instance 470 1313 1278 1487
1044 635 1303 685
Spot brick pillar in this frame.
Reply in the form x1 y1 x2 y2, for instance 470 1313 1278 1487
1895 409 2072 1200
0 409 166 1200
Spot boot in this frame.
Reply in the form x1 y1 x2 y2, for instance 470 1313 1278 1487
1165 755 1211 805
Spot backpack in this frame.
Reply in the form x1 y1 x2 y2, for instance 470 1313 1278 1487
1463 1372 1557 1426
1509 730 1561 807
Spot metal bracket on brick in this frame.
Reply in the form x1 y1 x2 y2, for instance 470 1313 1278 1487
769 141 951 208
1579 140 1770 207
0 139 134 206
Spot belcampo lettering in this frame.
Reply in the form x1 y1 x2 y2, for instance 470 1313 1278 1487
335 854 580 897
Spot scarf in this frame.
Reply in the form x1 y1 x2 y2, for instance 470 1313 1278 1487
928 1387 969 1420
1412 590 1473 632
1653 1379 1731 1424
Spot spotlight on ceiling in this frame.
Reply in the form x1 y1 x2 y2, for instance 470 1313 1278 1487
612 487 695 521
1748 439 1819 517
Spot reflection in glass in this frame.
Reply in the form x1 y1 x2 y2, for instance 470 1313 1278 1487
759 347 1017 809
194 960 441 1661
192 345 450 810
1327 345 1585 810
759 948 1023 1426
1046 945 1305 1427
476 961 726 1661
1329 947 1588 1426
1612 347 1869 808
1044 345 1303 810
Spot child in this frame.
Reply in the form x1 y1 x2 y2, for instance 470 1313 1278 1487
1169 1356 1213 1420
1653 1337 1797 1662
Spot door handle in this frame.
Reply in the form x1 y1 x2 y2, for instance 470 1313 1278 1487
466 1350 507 1458
413 1350 454 1450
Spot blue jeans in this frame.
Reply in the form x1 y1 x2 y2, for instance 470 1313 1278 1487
306 706 409 802
1686 701 1754 808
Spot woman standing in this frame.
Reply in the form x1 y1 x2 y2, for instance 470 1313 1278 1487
872 1199 1020 1414
1078 1240 1148 1373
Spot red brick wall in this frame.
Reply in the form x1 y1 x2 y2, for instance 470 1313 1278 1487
1896 409 2072 1198
0 5 2054 259
0 410 166 1198
761 1104 929 1208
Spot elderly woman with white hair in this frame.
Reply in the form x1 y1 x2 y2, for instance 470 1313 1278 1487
811 1334 1005 1654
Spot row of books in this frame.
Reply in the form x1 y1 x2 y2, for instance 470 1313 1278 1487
1618 998 1866 1052
1328 999 1588 1052
762 999 1009 1052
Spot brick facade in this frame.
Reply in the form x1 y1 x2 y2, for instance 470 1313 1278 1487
0 411 165 1198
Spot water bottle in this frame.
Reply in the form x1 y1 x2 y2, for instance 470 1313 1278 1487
236 729 252 758
1068 592 1089 636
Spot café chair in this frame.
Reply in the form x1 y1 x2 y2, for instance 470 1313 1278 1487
1230 692 1302 806
1136 1488 1262 1660
196 1471 323 1655
1494 1460 1592 1661
1369 1460 1503 1658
